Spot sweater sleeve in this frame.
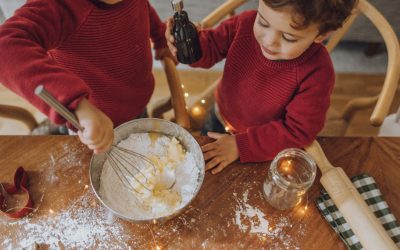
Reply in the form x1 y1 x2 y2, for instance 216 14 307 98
148 1 167 50
235 60 335 162
0 0 92 124
190 14 240 69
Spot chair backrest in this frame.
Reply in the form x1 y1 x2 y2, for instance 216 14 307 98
0 104 38 131
325 0 400 126
201 0 247 29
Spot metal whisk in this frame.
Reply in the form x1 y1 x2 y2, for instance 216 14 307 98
34 85 165 194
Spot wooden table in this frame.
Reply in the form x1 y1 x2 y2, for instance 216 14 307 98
0 136 399 249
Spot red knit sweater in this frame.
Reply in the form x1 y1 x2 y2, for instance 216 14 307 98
192 11 335 162
0 0 166 127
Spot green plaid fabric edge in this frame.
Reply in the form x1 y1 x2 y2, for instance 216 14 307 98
315 174 400 250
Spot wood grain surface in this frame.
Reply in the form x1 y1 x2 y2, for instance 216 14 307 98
0 136 399 249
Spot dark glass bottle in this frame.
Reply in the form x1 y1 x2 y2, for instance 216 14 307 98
171 0 202 64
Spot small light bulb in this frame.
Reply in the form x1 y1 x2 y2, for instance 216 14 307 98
200 99 206 104
84 185 89 189
181 84 185 88
225 126 229 132
191 106 203 116
49 209 54 214
184 92 189 98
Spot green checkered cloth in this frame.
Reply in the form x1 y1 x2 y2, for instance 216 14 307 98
316 173 400 250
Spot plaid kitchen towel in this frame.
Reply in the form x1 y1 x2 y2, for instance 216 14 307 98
316 173 400 250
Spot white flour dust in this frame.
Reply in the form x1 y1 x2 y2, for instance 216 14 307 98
0 140 131 249
1 193 129 249
233 189 302 249
99 133 200 220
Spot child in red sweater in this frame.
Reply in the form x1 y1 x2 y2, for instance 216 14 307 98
166 0 356 173
0 0 171 153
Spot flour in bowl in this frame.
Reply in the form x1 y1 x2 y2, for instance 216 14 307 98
99 133 200 220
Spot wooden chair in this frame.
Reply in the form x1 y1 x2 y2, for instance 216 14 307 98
319 0 400 135
153 0 400 135
0 57 190 134
0 104 39 132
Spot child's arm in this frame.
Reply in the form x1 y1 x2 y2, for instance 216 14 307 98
148 2 167 50
0 1 92 125
235 65 335 163
202 62 335 173
165 14 240 68
0 2 114 153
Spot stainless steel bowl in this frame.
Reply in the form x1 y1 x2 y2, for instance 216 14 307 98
89 118 205 223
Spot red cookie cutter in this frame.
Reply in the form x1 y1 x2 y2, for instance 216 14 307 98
0 167 34 218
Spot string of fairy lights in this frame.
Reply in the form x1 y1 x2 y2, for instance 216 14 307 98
181 83 230 132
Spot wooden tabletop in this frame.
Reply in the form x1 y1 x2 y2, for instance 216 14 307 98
0 136 399 249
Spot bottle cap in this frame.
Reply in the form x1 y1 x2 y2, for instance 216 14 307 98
171 0 184 12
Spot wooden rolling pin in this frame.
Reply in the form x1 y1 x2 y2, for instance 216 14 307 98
305 140 397 250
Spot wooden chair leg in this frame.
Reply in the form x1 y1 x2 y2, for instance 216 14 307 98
150 97 172 119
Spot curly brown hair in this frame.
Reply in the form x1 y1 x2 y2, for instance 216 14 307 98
262 0 357 34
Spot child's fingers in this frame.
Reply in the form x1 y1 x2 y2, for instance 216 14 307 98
166 17 174 28
83 127 106 146
165 17 177 56
165 18 175 42
96 128 114 153
211 161 229 174
201 141 217 152
203 149 218 161
94 133 113 154
193 21 202 32
78 127 112 154
79 130 105 150
207 132 224 139
205 156 222 171
167 43 177 56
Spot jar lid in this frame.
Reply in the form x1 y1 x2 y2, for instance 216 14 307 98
171 0 184 12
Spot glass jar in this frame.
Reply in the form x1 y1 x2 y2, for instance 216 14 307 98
263 148 316 210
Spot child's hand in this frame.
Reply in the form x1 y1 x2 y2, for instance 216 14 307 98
154 47 178 64
165 17 177 56
165 17 202 57
75 98 114 154
202 132 239 174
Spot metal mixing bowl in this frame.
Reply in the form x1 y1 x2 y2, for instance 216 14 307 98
89 118 205 223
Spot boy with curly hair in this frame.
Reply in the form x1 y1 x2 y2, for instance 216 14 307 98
167 0 357 173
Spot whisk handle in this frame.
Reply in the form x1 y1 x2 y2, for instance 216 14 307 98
34 85 84 131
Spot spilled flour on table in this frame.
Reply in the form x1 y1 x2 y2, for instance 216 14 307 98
1 191 129 249
233 188 303 249
234 190 274 234
0 141 130 249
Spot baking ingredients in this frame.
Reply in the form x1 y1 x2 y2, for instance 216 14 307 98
99 133 199 220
